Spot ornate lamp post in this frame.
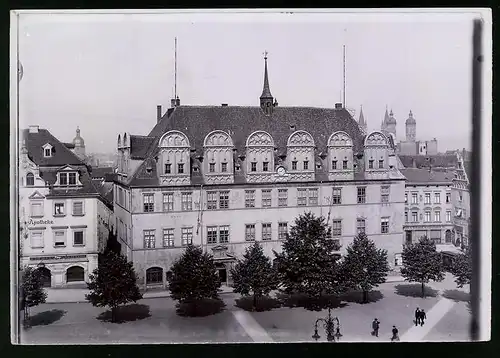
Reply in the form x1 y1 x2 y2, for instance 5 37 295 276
312 307 342 342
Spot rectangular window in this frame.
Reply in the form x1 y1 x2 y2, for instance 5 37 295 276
405 193 408 204
209 163 216 173
163 192 174 211
378 160 384 169
424 211 431 222
207 191 217 210
446 210 452 222
292 161 298 170
331 187 342 204
303 160 309 170
405 211 408 223
59 173 68 185
245 224 256 241
446 193 451 203
262 189 272 208
434 211 441 222
54 202 65 216
434 193 441 204
165 163 171 174
181 192 192 211
143 230 155 249
412 211 418 222
297 188 307 206
245 190 256 208
68 173 77 185
251 162 257 172
430 229 442 244
73 231 84 246
368 160 374 169
207 226 218 244
262 223 272 241
262 162 269 172
411 193 418 204
221 162 228 173
54 231 66 247
331 160 337 170
143 194 154 212
30 231 44 248
381 185 390 203
72 201 84 216
343 160 348 169
181 227 193 246
332 219 342 237
278 222 288 240
163 228 175 247
178 163 184 174
30 202 43 217
219 225 229 243
44 148 51 157
356 218 366 234
357 187 366 204
424 193 431 204
381 217 389 234
219 191 229 209
278 189 288 207
308 188 319 205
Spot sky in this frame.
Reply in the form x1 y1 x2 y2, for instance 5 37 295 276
16 11 478 154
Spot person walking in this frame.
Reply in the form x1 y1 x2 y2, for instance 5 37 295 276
420 309 427 326
414 308 421 326
391 325 399 342
372 318 380 337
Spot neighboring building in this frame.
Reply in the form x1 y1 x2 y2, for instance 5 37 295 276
358 105 367 136
397 110 438 156
18 125 113 288
380 107 397 139
90 166 114 183
113 55 407 290
398 152 470 248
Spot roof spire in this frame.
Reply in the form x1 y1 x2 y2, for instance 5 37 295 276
384 106 390 123
359 105 365 125
260 51 273 99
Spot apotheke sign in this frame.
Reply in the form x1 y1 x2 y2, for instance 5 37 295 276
27 219 54 226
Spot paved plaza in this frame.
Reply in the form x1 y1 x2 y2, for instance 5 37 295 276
21 274 471 344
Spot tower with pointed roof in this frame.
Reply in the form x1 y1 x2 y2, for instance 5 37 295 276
358 105 367 136
405 110 416 142
73 126 86 160
260 51 274 115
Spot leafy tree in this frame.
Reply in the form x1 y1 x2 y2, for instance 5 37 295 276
86 250 142 322
341 233 390 303
21 266 47 321
450 244 472 288
167 244 221 304
400 236 445 297
231 242 278 310
273 212 343 299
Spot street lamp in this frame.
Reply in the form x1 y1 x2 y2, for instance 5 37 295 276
312 307 342 342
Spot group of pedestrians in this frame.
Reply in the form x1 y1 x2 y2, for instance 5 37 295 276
370 307 428 342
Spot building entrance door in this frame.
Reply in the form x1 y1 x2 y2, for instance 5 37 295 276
405 231 412 245
215 263 227 285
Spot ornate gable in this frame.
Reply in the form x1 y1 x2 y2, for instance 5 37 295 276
246 131 274 147
328 131 353 148
287 130 315 147
365 131 388 147
159 130 190 148
28 190 45 200
203 130 233 147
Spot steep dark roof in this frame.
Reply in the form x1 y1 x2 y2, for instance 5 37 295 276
130 135 155 159
398 154 458 169
90 166 114 179
43 166 102 198
401 168 453 184
23 129 83 166
127 105 365 186
63 142 75 149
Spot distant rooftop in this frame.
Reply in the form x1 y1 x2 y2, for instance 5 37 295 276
401 168 454 184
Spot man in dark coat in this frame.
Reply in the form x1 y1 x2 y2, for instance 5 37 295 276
391 325 399 342
414 308 421 326
420 309 427 326
372 318 380 337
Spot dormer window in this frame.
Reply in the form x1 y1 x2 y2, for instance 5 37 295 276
251 162 257 172
262 162 269 172
59 172 78 185
303 160 309 170
165 164 171 174
221 163 228 173
343 160 348 169
26 173 34 186
332 160 337 170
379 160 384 168
42 143 53 158
292 161 298 170
178 163 184 174
209 163 216 173
369 160 374 169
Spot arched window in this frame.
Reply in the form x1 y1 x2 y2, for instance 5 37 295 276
286 130 315 179
158 130 191 186
36 267 51 288
445 229 453 244
146 267 163 285
327 131 354 181
26 173 34 186
245 131 275 182
364 131 389 179
66 266 84 282
203 130 234 184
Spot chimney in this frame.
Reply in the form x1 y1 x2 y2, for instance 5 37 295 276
28 125 39 133
175 97 180 107
221 103 228 107
157 105 163 123
334 103 343 109
170 99 176 108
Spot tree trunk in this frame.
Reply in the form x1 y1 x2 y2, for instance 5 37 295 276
111 306 116 322
421 282 425 298
363 290 368 303
253 295 257 311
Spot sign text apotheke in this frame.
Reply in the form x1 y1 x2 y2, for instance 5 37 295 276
27 219 54 226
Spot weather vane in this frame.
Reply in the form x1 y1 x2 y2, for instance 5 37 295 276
263 50 268 59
